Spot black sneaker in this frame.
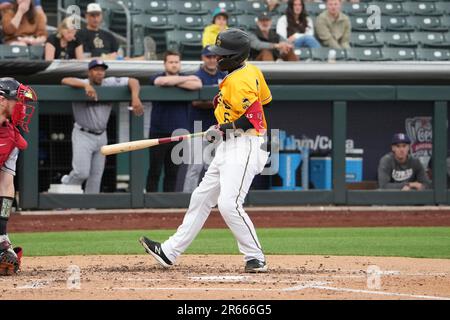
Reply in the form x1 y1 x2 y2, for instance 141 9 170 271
245 259 268 273
139 236 172 268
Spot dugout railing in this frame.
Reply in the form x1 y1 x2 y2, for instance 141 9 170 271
18 85 448 209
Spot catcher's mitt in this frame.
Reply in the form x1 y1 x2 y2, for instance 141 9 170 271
0 247 23 276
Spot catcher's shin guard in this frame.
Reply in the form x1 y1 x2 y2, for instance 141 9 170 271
0 247 22 276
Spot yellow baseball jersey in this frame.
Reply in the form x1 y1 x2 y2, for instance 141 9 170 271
214 63 272 132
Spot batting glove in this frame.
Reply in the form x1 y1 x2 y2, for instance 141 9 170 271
205 125 224 143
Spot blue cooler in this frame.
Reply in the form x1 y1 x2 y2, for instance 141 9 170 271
346 157 363 182
309 157 363 189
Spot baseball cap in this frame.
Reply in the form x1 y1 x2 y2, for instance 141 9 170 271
201 46 216 56
212 7 229 21
391 133 411 145
88 59 108 70
258 12 272 21
86 3 102 13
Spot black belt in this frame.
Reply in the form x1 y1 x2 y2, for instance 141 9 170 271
79 127 104 135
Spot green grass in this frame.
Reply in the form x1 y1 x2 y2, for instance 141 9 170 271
9 227 450 259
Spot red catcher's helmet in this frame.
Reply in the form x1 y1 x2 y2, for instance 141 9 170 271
0 77 37 132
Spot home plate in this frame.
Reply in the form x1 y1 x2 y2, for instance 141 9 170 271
189 275 252 282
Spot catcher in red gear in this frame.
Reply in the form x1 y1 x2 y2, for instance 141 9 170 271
0 77 37 275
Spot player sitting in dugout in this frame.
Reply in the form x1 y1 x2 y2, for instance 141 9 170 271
377 133 431 190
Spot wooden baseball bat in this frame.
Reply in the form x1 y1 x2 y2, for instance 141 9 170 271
101 131 206 156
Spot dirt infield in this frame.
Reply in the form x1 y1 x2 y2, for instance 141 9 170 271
9 207 450 232
4 207 450 300
1 255 449 300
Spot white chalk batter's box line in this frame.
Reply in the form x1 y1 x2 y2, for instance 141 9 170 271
111 283 450 300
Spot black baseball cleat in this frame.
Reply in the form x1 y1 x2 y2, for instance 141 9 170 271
139 236 172 268
245 259 268 273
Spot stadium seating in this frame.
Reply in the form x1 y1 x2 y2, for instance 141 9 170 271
351 32 383 47
350 16 373 32
347 48 385 61
168 14 206 31
435 1 450 15
410 31 450 47
377 32 417 47
311 47 347 61
3 0 450 62
437 15 450 29
226 15 239 28
372 2 407 17
341 2 369 16
0 45 30 59
234 1 268 15
167 1 207 15
407 16 447 32
29 45 45 60
402 1 443 16
133 0 173 15
305 2 327 16
201 1 238 15
166 30 203 60
416 47 450 60
235 15 259 31
381 16 415 32
382 47 417 60
132 14 175 53
294 48 312 61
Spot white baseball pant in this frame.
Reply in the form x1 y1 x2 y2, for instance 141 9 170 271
162 134 269 263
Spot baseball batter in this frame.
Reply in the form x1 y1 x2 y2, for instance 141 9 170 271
140 29 272 273
0 77 37 275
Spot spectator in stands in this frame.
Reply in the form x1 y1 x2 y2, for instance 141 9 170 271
76 3 119 59
183 46 226 193
44 16 84 60
276 0 321 49
377 133 431 190
202 7 228 48
315 0 351 49
250 12 298 61
61 59 143 194
1 0 47 46
0 0 45 19
147 51 202 193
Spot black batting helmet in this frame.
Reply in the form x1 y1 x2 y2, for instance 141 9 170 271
209 28 250 72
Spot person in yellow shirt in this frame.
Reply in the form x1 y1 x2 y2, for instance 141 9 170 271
202 7 228 47
140 29 272 273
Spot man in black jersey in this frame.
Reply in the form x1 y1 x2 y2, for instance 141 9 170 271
76 3 119 59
